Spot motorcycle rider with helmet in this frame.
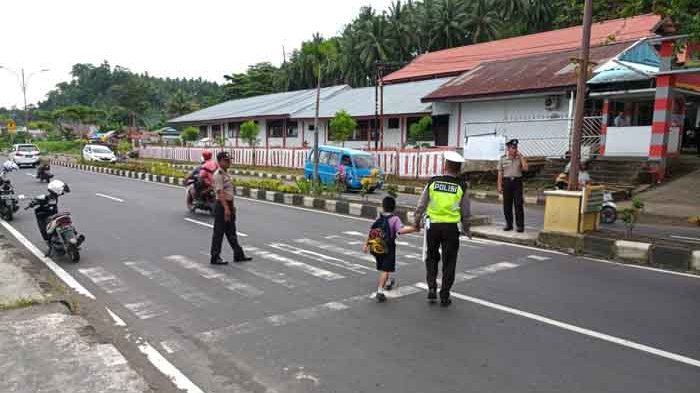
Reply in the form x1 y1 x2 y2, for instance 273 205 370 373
186 150 218 210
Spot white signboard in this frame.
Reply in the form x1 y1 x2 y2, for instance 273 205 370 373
463 134 506 161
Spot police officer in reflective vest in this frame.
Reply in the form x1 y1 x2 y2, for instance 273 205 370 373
415 151 471 307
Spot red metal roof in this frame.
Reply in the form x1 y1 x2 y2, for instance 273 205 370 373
422 42 632 102
385 14 662 83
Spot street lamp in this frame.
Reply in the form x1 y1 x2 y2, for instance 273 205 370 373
0 66 50 129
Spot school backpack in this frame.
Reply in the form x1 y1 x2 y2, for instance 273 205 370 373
367 214 394 256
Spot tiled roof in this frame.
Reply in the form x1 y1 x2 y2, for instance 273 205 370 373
168 85 349 124
385 14 661 83
292 78 451 119
423 42 632 101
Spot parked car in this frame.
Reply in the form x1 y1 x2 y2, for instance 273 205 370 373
304 146 384 191
82 144 117 163
10 144 41 167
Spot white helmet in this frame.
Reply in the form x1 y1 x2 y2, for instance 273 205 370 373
48 180 67 195
2 161 18 172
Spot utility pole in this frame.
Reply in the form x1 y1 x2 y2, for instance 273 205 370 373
568 0 593 191
374 64 379 150
313 63 321 184
0 66 49 129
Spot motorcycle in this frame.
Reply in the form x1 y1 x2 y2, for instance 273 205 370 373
185 177 216 215
36 163 54 183
0 172 21 221
26 180 85 262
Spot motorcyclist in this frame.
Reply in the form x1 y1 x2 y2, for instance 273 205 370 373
34 180 69 242
186 151 216 208
2 161 19 176
199 150 218 191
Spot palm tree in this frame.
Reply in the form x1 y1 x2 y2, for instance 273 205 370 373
464 0 503 44
415 0 439 53
387 1 414 62
433 0 469 49
357 12 393 70
526 0 556 33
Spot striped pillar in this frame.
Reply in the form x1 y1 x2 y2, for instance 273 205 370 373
648 41 676 181
599 99 610 156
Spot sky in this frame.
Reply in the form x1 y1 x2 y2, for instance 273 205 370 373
0 0 394 109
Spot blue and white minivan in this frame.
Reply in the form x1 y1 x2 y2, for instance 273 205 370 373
304 146 384 191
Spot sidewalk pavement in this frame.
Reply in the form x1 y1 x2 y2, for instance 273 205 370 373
0 236 150 393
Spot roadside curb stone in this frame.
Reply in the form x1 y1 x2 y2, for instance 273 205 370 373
650 244 691 270
692 251 700 272
583 235 616 259
615 240 651 264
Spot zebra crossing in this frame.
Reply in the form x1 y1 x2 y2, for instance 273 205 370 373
74 231 551 344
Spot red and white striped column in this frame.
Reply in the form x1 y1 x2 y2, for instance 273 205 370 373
648 41 676 181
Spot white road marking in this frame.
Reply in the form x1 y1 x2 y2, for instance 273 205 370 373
25 173 35 178
582 257 700 280
670 235 700 243
184 217 248 237
160 340 182 354
201 250 304 289
246 248 345 280
416 283 700 370
0 219 95 299
199 285 423 342
165 255 264 297
106 307 127 327
124 261 218 307
295 237 412 267
137 341 206 393
269 243 371 274
79 266 129 294
124 300 167 320
95 192 124 203
527 255 551 261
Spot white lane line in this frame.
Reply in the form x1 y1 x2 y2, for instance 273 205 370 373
245 248 345 280
106 307 127 327
184 217 248 237
79 267 129 294
670 235 700 243
415 283 700 370
95 192 124 203
124 261 218 307
165 255 264 297
527 255 551 261
25 173 35 178
198 286 423 342
0 219 95 299
269 243 371 274
137 341 205 393
124 300 168 320
582 257 700 280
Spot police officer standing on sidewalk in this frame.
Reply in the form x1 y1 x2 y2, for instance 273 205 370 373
498 139 528 233
415 151 471 307
210 151 252 265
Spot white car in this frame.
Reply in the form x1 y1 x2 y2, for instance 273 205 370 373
82 144 117 163
10 144 41 167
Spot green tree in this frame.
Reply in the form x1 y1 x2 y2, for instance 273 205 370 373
180 126 199 145
433 0 468 49
409 116 433 144
329 110 357 147
240 120 261 166
224 63 286 100
28 120 54 132
167 89 199 117
116 140 132 156
464 0 503 43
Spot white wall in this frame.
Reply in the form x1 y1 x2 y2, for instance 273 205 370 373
439 94 571 156
604 126 651 157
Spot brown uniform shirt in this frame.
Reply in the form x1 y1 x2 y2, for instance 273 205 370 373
213 168 234 201
497 155 523 178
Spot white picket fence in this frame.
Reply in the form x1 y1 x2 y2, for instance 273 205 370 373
139 146 456 178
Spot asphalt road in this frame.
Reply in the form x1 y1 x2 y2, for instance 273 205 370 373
2 164 700 392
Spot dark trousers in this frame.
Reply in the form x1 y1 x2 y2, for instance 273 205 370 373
210 201 245 262
425 223 460 300
503 177 524 229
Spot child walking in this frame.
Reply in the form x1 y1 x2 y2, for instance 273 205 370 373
363 196 417 302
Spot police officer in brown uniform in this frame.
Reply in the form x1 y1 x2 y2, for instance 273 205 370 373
497 139 528 232
210 151 252 265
